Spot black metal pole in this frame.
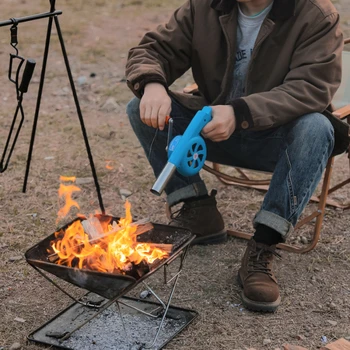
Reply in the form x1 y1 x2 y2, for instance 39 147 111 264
0 11 62 27
53 16 105 214
22 15 54 193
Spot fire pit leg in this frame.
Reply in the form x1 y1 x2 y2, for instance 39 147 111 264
108 245 191 349
30 265 129 342
31 265 104 308
142 281 166 309
115 301 133 346
143 268 182 349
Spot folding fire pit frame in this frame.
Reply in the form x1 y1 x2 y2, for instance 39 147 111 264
25 215 198 349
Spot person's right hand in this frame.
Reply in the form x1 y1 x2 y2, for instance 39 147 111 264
140 83 172 130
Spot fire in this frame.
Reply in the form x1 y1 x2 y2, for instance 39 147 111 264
51 200 169 274
57 176 81 221
105 160 114 170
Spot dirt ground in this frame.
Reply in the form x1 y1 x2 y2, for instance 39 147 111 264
0 1 350 349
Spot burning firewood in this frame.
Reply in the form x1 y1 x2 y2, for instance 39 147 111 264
47 217 159 263
81 217 153 242
147 244 173 254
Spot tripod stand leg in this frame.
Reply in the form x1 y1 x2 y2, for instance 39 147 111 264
54 16 105 214
23 16 53 193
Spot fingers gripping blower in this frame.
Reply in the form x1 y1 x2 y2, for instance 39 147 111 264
151 106 212 196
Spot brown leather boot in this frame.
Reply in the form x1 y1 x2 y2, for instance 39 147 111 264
238 239 281 312
168 190 227 245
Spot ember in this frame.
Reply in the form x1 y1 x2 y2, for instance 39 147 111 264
49 177 170 274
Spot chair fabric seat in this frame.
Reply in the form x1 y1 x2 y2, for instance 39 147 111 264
332 51 350 110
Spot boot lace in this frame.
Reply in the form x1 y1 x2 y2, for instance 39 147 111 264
248 245 281 277
169 203 195 225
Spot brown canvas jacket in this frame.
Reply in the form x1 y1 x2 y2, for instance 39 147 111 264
126 0 348 152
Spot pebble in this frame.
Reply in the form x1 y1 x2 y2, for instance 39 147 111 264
77 76 87 86
9 256 23 262
14 317 25 323
52 87 69 96
301 236 308 244
119 189 132 198
9 342 21 350
75 177 94 185
139 290 151 299
263 339 272 346
327 320 338 326
100 97 121 112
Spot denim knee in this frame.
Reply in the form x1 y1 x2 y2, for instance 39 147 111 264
126 97 141 124
292 113 334 157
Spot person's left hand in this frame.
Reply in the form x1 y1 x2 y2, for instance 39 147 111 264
201 105 236 142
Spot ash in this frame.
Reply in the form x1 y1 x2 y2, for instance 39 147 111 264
63 302 185 350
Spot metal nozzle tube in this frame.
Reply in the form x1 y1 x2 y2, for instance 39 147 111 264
151 162 177 196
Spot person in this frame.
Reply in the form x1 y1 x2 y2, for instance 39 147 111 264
125 0 344 312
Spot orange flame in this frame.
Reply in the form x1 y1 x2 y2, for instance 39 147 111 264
60 175 76 182
51 201 169 273
57 182 81 220
105 160 114 170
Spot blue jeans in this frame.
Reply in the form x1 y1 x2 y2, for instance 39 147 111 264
126 97 334 240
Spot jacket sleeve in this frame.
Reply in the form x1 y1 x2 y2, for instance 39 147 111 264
125 0 194 98
230 12 344 130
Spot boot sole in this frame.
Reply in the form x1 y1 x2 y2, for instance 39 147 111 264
237 274 280 313
191 230 227 246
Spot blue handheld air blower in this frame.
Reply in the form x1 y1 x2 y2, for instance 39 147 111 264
151 106 212 195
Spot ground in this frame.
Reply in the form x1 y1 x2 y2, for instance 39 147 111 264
0 1 350 349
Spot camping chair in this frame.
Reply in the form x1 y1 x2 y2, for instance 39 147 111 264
184 38 350 253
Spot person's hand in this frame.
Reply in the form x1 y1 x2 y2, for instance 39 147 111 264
140 83 172 130
201 105 236 142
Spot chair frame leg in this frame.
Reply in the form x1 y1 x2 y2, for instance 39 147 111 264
221 157 334 253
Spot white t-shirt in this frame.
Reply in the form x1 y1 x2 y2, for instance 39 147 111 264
227 2 274 101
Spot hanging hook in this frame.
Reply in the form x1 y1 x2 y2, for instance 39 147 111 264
10 17 19 56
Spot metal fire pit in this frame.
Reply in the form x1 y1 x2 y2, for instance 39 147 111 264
25 215 197 349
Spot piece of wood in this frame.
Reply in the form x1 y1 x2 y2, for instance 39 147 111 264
183 83 199 94
147 243 173 253
282 344 309 350
321 338 350 350
82 217 104 240
332 105 350 119
47 219 154 261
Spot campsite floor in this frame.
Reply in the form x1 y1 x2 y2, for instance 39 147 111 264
0 1 349 349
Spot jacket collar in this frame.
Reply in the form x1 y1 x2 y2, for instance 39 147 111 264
211 0 296 20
